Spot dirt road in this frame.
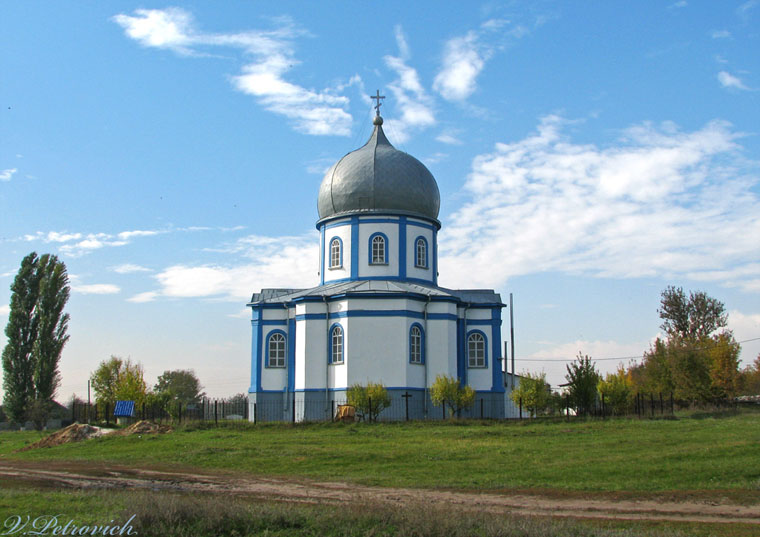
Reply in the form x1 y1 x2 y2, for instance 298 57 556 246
1 460 758 525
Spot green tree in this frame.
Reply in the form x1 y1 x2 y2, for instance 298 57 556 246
658 286 728 340
154 369 206 406
565 353 600 416
90 356 148 408
643 287 741 403
2 252 70 426
510 371 551 416
739 355 760 396
597 366 634 415
430 374 475 417
347 382 391 422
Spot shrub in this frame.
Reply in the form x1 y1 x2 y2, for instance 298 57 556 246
430 374 475 417
346 382 391 422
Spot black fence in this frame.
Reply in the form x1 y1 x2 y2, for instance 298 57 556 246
70 391 747 426
72 398 249 426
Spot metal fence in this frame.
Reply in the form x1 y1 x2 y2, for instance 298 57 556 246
69 391 721 426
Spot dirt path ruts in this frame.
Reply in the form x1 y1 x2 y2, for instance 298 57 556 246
1 461 758 525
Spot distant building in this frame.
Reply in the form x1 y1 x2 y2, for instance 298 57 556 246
248 101 515 421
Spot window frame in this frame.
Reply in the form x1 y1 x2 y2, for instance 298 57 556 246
467 330 488 368
414 236 428 269
328 237 343 269
368 232 388 265
266 330 287 368
329 324 344 364
409 323 424 364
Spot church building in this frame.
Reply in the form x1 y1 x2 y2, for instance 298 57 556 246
248 96 510 421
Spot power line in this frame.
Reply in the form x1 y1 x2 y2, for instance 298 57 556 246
515 336 760 363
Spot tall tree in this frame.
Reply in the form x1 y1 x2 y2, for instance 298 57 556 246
90 356 148 407
658 286 727 340
644 287 741 403
154 369 206 406
510 371 551 416
2 253 69 425
565 353 600 416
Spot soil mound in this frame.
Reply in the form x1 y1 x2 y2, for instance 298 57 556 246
18 423 101 451
116 420 173 435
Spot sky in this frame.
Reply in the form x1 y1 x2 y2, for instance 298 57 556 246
1 1 759 400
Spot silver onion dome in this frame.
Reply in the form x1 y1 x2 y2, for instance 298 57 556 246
317 115 441 223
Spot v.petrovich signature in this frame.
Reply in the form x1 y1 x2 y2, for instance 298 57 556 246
2 515 137 536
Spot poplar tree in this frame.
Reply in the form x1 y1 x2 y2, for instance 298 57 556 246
1 252 70 425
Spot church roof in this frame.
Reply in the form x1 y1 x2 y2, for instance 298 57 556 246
317 116 441 224
249 280 503 306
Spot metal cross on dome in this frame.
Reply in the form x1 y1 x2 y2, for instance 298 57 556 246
371 90 385 116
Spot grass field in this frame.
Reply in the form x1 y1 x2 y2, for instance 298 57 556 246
2 410 759 493
1 410 759 536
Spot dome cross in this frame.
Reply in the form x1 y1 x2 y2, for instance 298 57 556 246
371 89 385 117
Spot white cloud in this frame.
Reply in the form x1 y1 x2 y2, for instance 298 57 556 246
436 130 464 145
434 31 486 101
1 168 17 182
112 263 151 274
114 8 352 136
117 230 159 240
127 291 159 303
711 30 732 39
382 26 435 143
728 310 760 365
143 234 317 301
717 71 750 90
71 283 121 295
0 304 9 316
669 1 688 8
438 116 760 293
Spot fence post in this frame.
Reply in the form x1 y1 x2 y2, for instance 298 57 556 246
292 395 296 423
331 400 335 422
368 397 373 423
650 394 654 417
253 402 257 423
659 392 663 415
519 397 522 419
670 392 674 414
565 393 570 421
480 398 484 419
442 401 445 420
404 392 410 422
214 400 218 426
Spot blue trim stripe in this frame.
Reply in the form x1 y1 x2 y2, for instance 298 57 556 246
295 310 457 321
491 308 504 392
319 227 325 285
288 319 296 391
399 216 407 279
350 216 359 279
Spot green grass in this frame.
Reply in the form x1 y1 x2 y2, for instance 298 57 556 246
5 486 751 537
2 410 759 493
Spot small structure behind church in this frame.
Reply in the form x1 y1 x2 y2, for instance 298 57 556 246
248 94 515 421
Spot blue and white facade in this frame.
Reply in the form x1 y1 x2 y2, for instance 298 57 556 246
248 113 508 421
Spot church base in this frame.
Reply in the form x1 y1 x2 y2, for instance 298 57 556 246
248 389 507 423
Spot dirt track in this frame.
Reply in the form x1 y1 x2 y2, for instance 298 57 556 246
1 460 758 526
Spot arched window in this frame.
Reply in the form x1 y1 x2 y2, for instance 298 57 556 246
409 324 423 364
267 332 286 368
467 331 486 368
330 325 344 364
329 237 342 268
415 237 428 268
370 233 387 264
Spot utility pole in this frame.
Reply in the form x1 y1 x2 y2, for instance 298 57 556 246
87 379 91 424
509 293 515 389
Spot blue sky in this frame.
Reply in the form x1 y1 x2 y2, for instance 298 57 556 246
2 1 759 400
